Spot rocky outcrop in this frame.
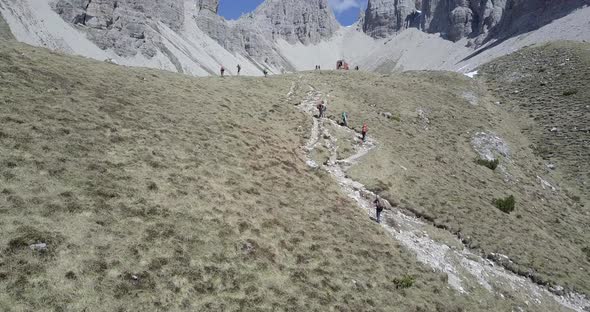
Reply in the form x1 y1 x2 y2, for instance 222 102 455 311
50 0 339 69
363 0 418 38
245 0 339 45
197 0 219 13
363 0 589 45
192 0 339 69
52 0 184 57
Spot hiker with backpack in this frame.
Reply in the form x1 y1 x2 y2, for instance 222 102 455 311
263 68 268 77
220 66 225 77
361 123 368 142
317 100 327 118
341 112 348 127
373 195 389 223
237 64 241 75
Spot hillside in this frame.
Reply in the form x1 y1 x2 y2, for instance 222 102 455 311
306 68 590 298
1 40 589 311
0 41 511 312
480 41 590 210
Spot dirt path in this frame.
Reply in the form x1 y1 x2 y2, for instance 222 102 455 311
291 82 590 312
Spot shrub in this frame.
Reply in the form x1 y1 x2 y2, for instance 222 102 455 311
393 275 415 289
582 247 590 261
476 158 499 170
147 181 158 191
563 89 578 96
494 195 515 213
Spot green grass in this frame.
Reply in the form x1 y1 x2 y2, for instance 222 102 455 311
393 275 415 289
475 158 499 170
494 195 516 214
0 41 518 311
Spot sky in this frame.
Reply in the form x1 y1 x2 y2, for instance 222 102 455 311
218 0 367 26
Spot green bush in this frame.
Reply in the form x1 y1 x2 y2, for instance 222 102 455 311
563 89 578 96
494 195 515 213
393 275 415 289
476 158 499 170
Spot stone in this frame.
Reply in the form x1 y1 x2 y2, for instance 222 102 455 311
549 285 565 296
29 243 48 251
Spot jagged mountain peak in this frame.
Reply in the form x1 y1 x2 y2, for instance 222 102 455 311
241 0 340 44
362 0 590 45
197 0 219 14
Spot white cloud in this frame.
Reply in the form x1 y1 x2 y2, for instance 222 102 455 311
329 0 363 14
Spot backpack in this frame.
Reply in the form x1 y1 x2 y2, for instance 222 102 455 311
375 197 390 210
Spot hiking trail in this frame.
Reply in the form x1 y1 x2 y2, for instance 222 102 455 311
289 82 590 312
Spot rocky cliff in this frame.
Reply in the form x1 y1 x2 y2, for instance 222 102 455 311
50 0 339 67
244 0 339 45
363 0 590 45
52 0 185 58
192 0 339 70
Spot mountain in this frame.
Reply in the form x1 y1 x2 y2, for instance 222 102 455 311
0 0 589 75
194 0 340 71
362 0 590 45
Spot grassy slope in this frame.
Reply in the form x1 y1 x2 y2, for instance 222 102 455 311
480 41 590 208
0 42 520 311
307 69 590 295
0 13 13 41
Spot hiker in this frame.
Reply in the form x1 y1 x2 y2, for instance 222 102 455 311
220 66 225 77
263 69 268 77
355 66 359 71
237 64 241 75
373 195 386 223
361 123 368 142
317 100 327 118
341 112 348 127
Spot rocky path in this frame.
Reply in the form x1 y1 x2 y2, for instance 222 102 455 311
291 83 590 312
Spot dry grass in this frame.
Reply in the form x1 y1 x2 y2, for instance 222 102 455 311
480 41 590 209
306 68 590 295
0 41 519 311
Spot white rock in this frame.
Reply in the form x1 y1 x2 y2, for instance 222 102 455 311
29 243 47 251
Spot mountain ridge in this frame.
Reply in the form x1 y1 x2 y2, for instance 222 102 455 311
0 0 589 76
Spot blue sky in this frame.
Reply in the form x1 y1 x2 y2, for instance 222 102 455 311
218 0 367 26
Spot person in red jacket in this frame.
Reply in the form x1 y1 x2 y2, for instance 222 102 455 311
361 123 368 142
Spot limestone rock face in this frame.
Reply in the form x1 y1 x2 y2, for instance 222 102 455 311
51 0 339 70
246 0 339 45
363 0 589 44
363 0 418 38
193 0 339 69
197 0 219 13
52 0 184 57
